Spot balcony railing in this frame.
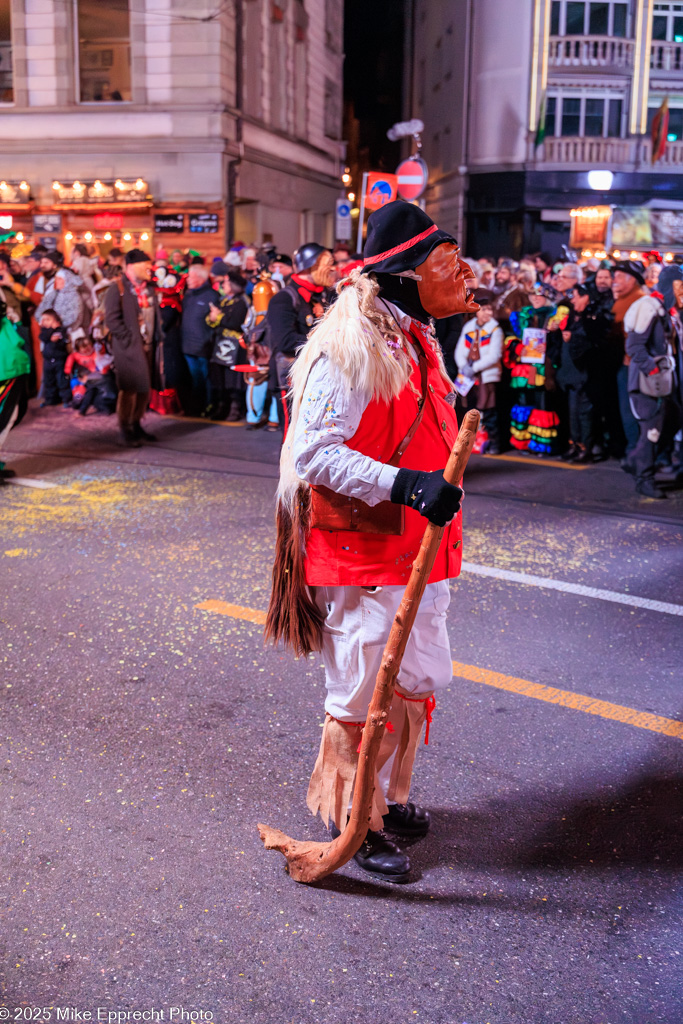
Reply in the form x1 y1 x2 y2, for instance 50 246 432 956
650 39 683 72
532 136 683 170
540 136 633 164
548 34 634 69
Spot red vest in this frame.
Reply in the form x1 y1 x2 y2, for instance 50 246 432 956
305 321 462 587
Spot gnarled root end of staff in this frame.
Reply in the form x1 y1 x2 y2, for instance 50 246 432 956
257 821 364 884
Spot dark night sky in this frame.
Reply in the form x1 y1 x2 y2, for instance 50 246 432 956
343 0 406 177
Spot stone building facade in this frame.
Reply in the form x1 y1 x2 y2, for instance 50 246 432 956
0 0 344 258
407 0 683 257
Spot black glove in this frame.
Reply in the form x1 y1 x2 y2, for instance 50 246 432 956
390 468 463 527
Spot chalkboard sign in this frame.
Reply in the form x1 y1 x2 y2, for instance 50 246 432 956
33 213 62 234
189 213 219 233
154 213 184 233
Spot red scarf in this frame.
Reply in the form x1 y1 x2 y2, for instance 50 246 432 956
133 281 150 309
290 273 323 305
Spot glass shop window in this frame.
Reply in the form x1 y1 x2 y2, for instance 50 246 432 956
77 0 131 102
0 0 13 103
561 97 581 136
674 16 683 41
668 108 683 140
565 2 586 34
589 2 609 34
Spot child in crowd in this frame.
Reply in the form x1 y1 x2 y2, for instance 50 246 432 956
455 288 504 454
39 309 72 408
65 335 116 416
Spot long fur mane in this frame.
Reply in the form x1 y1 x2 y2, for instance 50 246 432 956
278 269 416 514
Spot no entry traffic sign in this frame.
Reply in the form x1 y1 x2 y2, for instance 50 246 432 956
396 156 429 200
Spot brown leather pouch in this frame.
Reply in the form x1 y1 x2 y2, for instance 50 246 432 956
309 338 428 536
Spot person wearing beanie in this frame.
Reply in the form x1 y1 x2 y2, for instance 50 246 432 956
104 249 158 447
610 260 647 456
265 200 477 884
620 269 677 498
454 287 503 454
206 265 249 421
265 242 336 433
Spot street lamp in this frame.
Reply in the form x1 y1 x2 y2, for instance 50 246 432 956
587 170 613 190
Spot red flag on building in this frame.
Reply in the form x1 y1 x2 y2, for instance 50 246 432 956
651 96 669 164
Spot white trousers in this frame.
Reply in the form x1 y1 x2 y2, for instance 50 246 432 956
315 581 453 721
307 582 452 824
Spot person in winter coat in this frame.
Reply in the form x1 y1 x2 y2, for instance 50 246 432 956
38 309 72 407
622 291 675 499
549 284 602 463
206 265 249 421
180 264 216 415
266 242 335 434
0 295 31 481
35 252 85 337
104 249 156 447
455 288 503 453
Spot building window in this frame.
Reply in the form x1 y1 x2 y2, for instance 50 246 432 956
546 96 557 136
552 0 629 35
551 1 561 35
607 97 623 135
551 92 625 136
324 77 340 139
651 3 683 40
584 97 605 134
0 0 13 103
561 97 581 135
77 0 131 102
566 2 585 34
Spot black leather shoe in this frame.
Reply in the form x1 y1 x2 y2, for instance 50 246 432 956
383 802 431 837
571 448 593 464
561 443 579 461
636 480 667 499
329 825 411 883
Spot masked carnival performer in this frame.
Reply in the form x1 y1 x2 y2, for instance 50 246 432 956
265 202 478 883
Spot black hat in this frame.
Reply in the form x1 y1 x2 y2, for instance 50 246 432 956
473 288 495 305
125 248 151 265
29 245 47 258
613 260 645 286
108 247 124 258
271 253 293 267
362 200 456 275
226 269 247 291
211 260 231 276
293 242 327 273
190 254 205 265
43 250 64 266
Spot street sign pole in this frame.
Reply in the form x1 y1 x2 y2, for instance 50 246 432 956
356 172 368 253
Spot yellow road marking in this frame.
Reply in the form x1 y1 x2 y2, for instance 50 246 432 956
195 600 683 741
195 599 267 624
482 452 587 470
163 414 246 428
451 661 683 741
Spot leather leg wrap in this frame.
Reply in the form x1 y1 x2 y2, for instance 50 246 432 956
306 713 388 832
383 684 435 805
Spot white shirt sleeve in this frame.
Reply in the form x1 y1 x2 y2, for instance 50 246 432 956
292 355 400 506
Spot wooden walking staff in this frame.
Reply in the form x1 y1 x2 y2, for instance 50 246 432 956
257 408 481 884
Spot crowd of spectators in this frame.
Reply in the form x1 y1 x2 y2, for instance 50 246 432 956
0 235 681 499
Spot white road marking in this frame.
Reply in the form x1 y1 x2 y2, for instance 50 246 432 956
460 561 683 617
6 477 58 490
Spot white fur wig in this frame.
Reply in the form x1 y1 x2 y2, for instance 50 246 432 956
278 269 452 514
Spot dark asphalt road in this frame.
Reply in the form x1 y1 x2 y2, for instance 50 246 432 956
1 404 682 1024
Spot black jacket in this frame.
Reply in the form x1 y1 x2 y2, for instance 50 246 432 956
267 282 316 358
181 281 217 358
